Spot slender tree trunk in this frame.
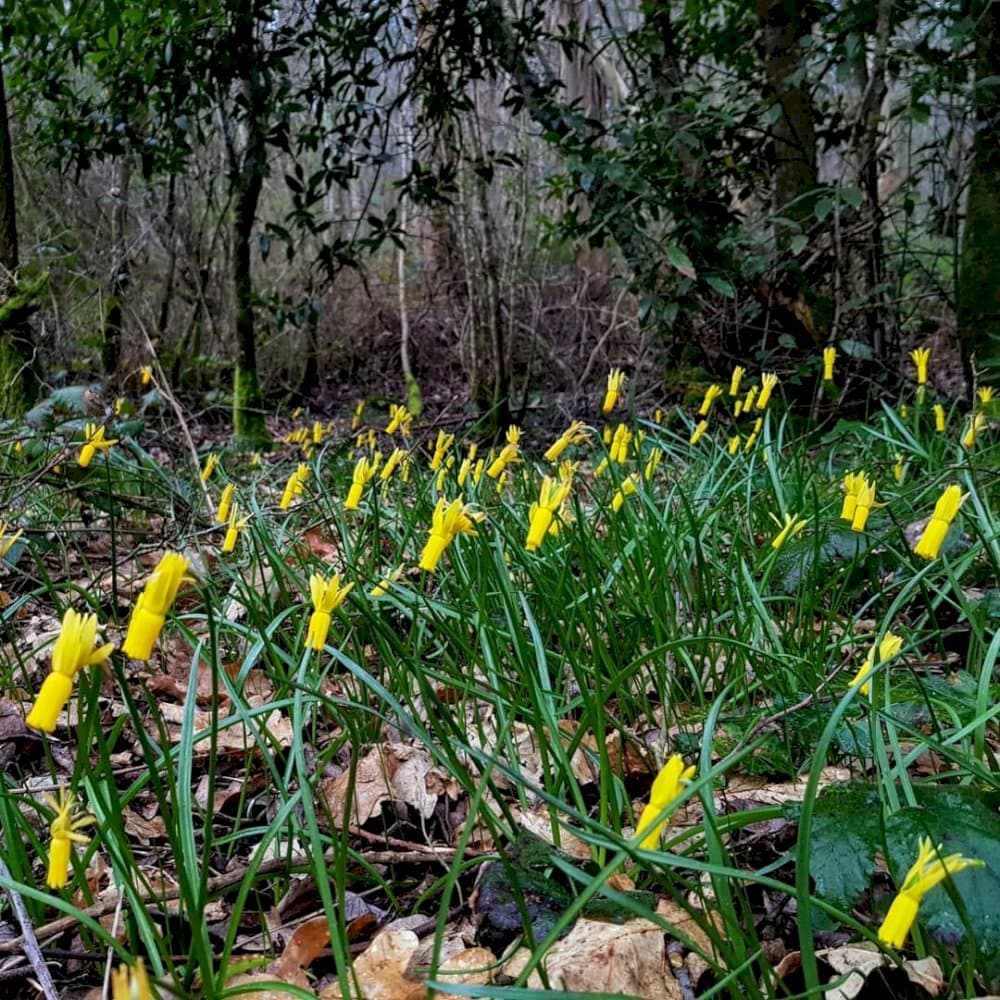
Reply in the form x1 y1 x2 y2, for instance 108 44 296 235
0 59 38 416
156 172 178 345
856 0 894 363
959 0 1000 389
229 0 270 447
757 0 819 234
103 157 131 376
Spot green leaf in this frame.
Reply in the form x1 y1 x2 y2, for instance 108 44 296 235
839 338 873 360
814 197 835 221
886 787 1000 978
665 244 697 280
789 234 808 256
840 186 863 209
806 782 884 910
704 275 735 297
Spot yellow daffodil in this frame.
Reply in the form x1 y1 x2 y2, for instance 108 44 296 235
698 384 723 417
0 521 23 561
840 472 862 522
216 483 235 524
877 837 983 949
728 434 740 455
729 366 745 397
744 417 763 451
26 610 114 732
454 443 478 488
757 372 779 410
643 447 662 481
436 455 455 492
351 399 365 431
741 385 758 414
933 404 946 433
221 506 250 554
386 404 412 437
770 512 807 550
893 455 905 484
370 565 405 599
419 496 485 572
42 787 94 889
345 456 378 510
486 426 521 479
689 420 708 445
909 347 930 386
250 451 261 467
380 447 407 483
544 420 590 463
851 475 877 531
526 476 572 551
849 631 903 696
291 407 304 420
611 474 639 513
312 421 326 445
110 957 153 1000
913 485 964 560
139 364 153 387
279 463 310 510
121 552 189 661
635 755 696 850
823 347 837 381
305 573 354 651
609 423 632 464
77 423 117 468
114 397 126 417
200 454 218 482
429 430 455 471
961 412 986 450
602 368 626 414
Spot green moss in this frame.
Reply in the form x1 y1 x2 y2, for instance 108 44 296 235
405 373 423 418
232 365 272 450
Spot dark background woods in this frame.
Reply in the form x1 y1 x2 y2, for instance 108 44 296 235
0 0 996 441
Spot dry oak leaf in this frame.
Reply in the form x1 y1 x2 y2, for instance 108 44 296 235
320 929 423 1000
269 914 331 986
431 947 497 998
320 743 454 827
503 917 681 1000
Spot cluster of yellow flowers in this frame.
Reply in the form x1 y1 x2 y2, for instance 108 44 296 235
23 550 189 902
686 369 780 453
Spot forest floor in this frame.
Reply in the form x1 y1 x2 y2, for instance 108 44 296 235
0 355 996 999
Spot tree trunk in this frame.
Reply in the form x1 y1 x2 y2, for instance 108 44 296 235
0 58 38 416
958 0 1000 389
757 0 819 234
229 0 270 448
856 0 894 363
103 157 131 376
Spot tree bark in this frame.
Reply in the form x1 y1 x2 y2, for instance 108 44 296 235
757 0 819 233
0 58 38 416
958 0 1000 389
103 157 131 376
229 0 270 447
856 0 894 363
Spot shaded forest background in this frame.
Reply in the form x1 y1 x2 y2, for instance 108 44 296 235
0 0 997 444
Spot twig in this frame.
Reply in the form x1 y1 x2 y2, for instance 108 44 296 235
0 844 486 956
0 854 58 999
132 313 215 519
